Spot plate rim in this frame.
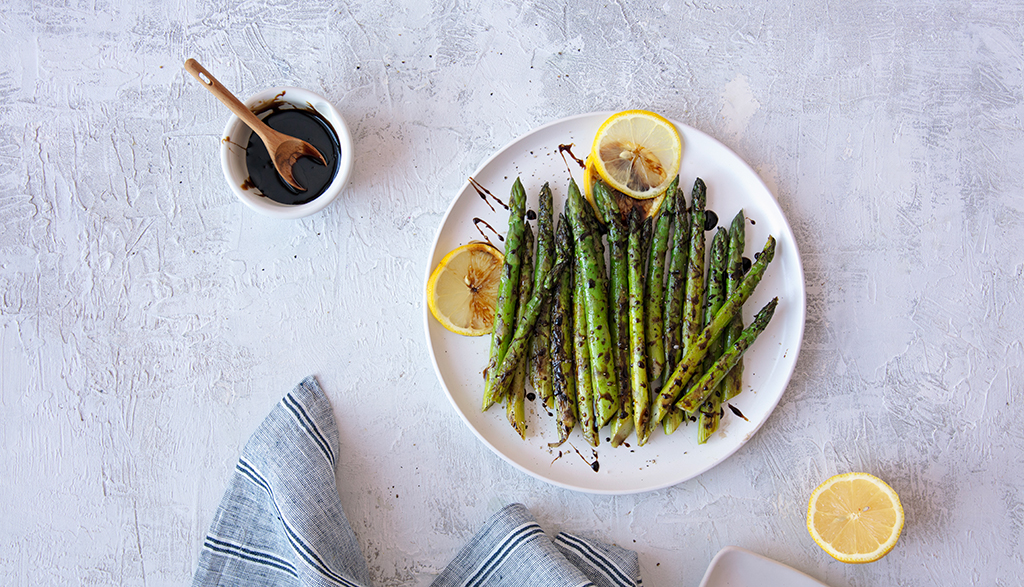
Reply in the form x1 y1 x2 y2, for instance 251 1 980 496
423 112 806 494
698 546 831 587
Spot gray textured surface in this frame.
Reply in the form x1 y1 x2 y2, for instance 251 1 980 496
2 0 1023 585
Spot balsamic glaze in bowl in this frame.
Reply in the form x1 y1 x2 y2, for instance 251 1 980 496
244 108 340 205
220 86 353 219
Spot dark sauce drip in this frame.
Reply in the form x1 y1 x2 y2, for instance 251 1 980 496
558 143 586 169
526 392 536 402
244 108 339 205
473 217 504 245
468 177 508 212
742 257 753 273
728 404 749 421
568 442 600 473
749 218 756 225
704 210 719 231
526 209 537 221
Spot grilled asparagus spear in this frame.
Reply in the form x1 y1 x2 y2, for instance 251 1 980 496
482 178 527 411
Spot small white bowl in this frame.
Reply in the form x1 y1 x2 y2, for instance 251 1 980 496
220 86 353 219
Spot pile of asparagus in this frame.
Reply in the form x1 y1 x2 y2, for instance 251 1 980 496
481 175 778 448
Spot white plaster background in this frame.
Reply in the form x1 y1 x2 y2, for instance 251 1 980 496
1 0 1022 585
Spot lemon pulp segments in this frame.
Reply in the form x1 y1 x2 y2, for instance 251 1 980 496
427 243 504 336
591 110 682 200
583 155 668 223
807 472 904 564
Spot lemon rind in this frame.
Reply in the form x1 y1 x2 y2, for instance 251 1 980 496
806 472 905 564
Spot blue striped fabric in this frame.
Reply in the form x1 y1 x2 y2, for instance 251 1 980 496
192 377 643 587
554 532 642 587
428 503 641 587
192 377 370 587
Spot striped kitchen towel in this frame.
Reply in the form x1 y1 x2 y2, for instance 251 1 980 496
430 503 642 587
192 376 641 587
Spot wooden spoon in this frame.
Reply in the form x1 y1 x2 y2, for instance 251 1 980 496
184 58 326 192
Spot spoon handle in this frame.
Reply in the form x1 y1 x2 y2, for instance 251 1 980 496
184 59 275 146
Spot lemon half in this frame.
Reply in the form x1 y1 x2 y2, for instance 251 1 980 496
807 472 905 564
591 110 682 200
582 155 669 223
427 243 504 336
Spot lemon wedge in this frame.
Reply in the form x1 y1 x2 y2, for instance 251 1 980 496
591 110 682 200
807 472 905 564
427 243 504 336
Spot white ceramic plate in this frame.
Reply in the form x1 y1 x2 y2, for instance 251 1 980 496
423 112 805 494
699 546 831 587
